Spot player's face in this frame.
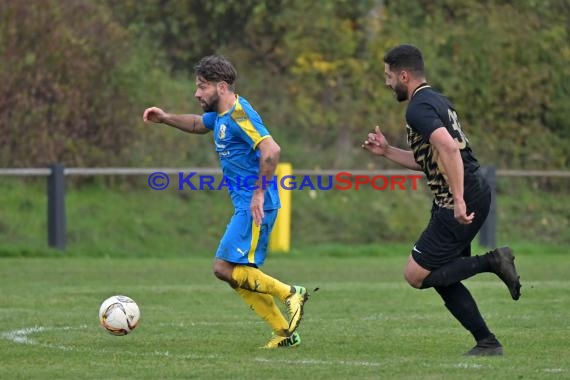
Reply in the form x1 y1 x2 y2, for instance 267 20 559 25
384 64 408 102
195 77 220 112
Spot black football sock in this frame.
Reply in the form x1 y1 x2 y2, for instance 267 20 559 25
435 282 492 342
420 255 491 289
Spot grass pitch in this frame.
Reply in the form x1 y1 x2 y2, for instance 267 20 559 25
0 250 568 379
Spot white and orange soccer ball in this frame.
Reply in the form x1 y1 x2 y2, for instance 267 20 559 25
98 295 140 336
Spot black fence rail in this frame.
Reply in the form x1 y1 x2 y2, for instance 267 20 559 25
1 164 569 251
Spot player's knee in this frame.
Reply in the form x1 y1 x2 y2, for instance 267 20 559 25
404 268 423 289
212 261 232 283
212 268 225 281
404 255 429 289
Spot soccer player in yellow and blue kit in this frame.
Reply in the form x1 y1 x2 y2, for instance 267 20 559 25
143 55 308 348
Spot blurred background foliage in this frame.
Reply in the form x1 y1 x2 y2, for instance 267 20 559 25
0 0 568 254
1 0 568 169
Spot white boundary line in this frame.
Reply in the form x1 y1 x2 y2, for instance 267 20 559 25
2 325 567 373
254 357 381 367
1 325 381 367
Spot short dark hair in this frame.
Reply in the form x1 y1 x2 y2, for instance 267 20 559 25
194 55 237 90
383 44 425 76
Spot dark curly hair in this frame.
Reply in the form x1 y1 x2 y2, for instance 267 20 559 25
194 55 237 91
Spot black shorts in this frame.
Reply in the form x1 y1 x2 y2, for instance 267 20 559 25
412 172 491 271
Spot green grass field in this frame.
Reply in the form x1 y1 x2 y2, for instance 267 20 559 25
1 250 568 380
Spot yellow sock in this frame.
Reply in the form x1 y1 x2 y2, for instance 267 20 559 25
235 288 289 336
231 266 292 302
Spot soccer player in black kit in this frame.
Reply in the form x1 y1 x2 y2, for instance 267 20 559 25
362 44 521 356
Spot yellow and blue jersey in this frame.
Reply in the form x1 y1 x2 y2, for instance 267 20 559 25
202 96 280 211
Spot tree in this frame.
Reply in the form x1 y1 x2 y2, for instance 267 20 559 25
0 0 134 166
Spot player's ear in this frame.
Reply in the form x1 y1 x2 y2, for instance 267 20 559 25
217 81 228 93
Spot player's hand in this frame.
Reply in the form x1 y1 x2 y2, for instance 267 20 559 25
142 107 166 123
362 125 389 156
454 198 474 224
250 190 265 226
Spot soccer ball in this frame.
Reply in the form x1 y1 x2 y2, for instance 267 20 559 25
98 295 140 336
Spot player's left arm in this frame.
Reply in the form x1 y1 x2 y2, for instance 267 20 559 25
251 136 281 226
429 128 474 224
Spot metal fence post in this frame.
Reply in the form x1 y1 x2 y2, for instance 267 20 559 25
479 165 497 248
48 163 66 250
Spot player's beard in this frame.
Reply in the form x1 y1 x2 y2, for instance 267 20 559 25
200 92 220 112
393 81 408 102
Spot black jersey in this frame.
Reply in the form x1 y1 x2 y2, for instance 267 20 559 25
405 85 480 208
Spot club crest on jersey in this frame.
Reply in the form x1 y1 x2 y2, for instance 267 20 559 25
218 124 227 140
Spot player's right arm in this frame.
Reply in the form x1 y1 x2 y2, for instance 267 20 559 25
362 126 421 171
142 107 211 134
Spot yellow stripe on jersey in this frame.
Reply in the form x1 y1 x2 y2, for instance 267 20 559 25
248 220 261 264
232 100 269 148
